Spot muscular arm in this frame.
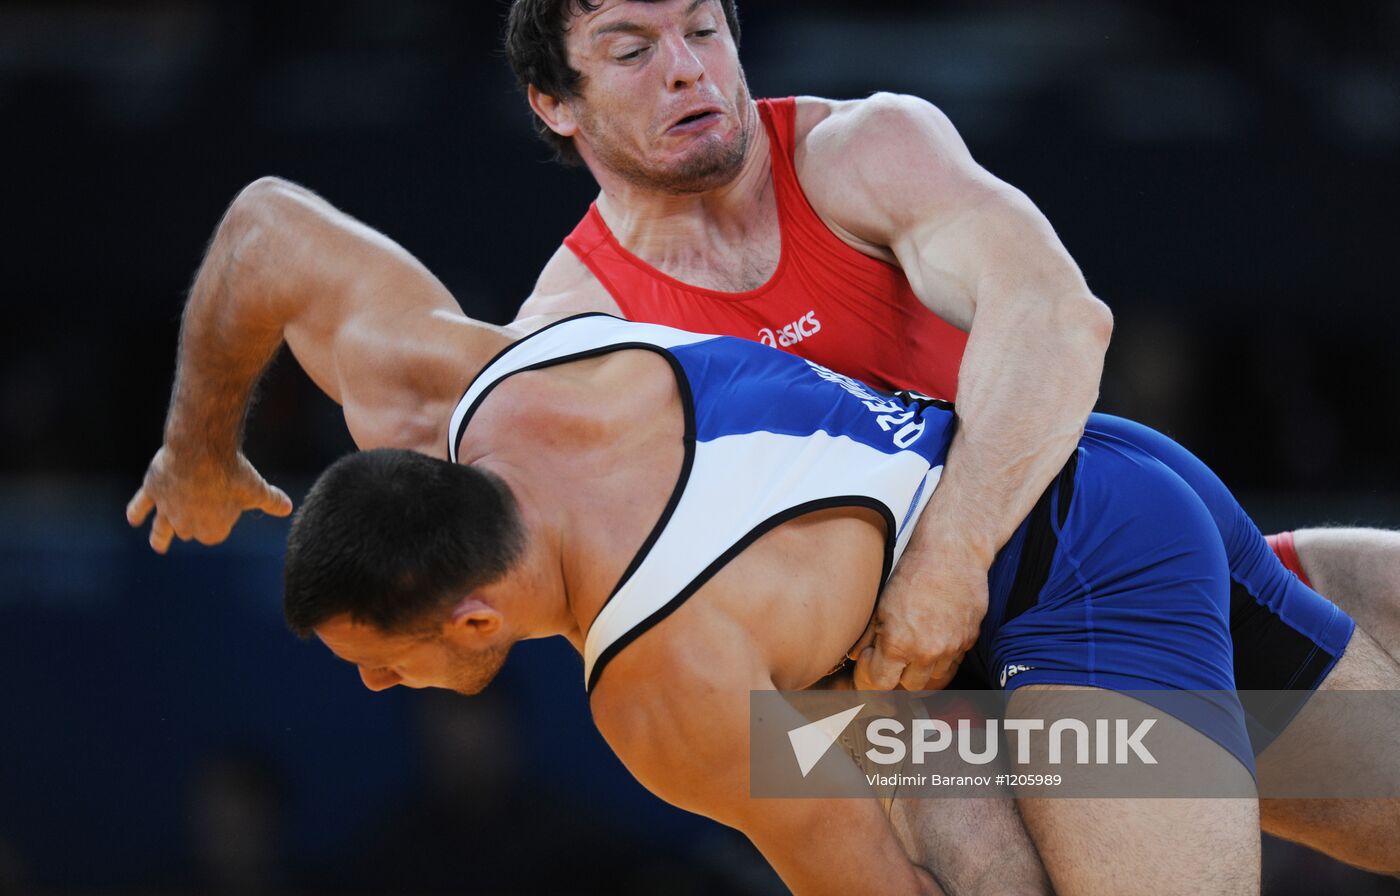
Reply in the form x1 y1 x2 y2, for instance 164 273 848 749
593 637 941 896
802 94 1113 687
128 176 481 552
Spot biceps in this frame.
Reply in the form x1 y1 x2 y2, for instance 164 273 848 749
896 184 1089 326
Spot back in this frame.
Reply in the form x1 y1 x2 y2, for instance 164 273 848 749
445 315 958 690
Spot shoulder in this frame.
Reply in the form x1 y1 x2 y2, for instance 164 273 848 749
793 92 966 166
515 244 622 321
791 93 1001 246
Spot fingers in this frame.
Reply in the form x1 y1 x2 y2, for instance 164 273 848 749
855 645 905 691
899 662 934 691
258 483 293 517
854 626 966 691
130 486 178 555
126 488 154 527
149 512 175 554
925 656 963 691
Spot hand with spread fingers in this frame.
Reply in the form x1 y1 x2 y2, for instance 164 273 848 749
126 445 292 554
851 541 988 692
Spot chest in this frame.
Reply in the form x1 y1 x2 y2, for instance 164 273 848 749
639 196 782 294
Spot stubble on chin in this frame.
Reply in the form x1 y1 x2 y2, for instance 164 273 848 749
662 127 750 194
445 639 512 696
580 85 755 195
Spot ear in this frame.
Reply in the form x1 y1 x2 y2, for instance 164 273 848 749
528 85 579 139
444 595 505 645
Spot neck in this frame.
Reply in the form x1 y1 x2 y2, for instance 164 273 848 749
590 99 772 257
472 455 584 650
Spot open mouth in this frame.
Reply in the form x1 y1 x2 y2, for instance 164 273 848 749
669 110 719 132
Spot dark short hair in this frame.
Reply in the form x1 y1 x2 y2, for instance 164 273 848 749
283 449 525 637
504 0 741 166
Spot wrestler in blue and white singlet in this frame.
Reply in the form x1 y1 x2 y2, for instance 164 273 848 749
448 314 1355 773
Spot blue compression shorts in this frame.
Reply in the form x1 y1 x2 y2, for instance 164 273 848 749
973 414 1356 774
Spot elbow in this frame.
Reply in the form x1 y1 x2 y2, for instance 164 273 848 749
1060 290 1113 359
234 175 300 208
209 176 312 302
1083 293 1114 353
223 176 304 239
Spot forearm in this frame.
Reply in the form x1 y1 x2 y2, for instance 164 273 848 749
910 288 1111 564
129 178 461 550
163 180 301 458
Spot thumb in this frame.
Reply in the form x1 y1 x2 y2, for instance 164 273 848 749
257 482 294 517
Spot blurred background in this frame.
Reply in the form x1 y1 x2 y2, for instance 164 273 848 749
2 0 1398 893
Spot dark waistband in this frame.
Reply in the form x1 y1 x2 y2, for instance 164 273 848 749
999 450 1080 628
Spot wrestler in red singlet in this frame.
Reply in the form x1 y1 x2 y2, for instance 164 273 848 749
565 97 967 401
564 96 1312 585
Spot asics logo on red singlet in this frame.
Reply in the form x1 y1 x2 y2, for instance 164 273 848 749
759 311 821 348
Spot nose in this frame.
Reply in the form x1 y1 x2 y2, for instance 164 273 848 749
359 666 402 692
660 32 704 90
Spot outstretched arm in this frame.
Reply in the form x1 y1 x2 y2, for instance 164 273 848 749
802 94 1113 689
127 177 473 553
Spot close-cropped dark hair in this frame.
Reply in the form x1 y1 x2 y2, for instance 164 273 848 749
504 0 741 165
283 449 525 637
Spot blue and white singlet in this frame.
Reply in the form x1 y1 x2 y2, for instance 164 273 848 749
447 314 954 691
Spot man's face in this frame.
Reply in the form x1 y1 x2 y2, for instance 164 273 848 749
315 613 511 696
560 0 753 193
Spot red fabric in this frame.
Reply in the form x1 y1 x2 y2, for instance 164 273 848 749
564 97 970 400
1266 531 1313 588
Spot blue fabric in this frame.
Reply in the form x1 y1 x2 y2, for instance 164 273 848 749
664 333 1356 773
670 336 954 467
1086 415 1354 663
977 414 1356 773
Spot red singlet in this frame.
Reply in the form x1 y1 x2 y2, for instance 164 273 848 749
564 96 1308 573
563 96 969 400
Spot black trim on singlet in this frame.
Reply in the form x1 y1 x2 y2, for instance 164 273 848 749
893 390 955 414
587 496 899 694
449 312 619 462
1000 450 1080 627
450 316 914 698
448 330 703 652
587 347 697 621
